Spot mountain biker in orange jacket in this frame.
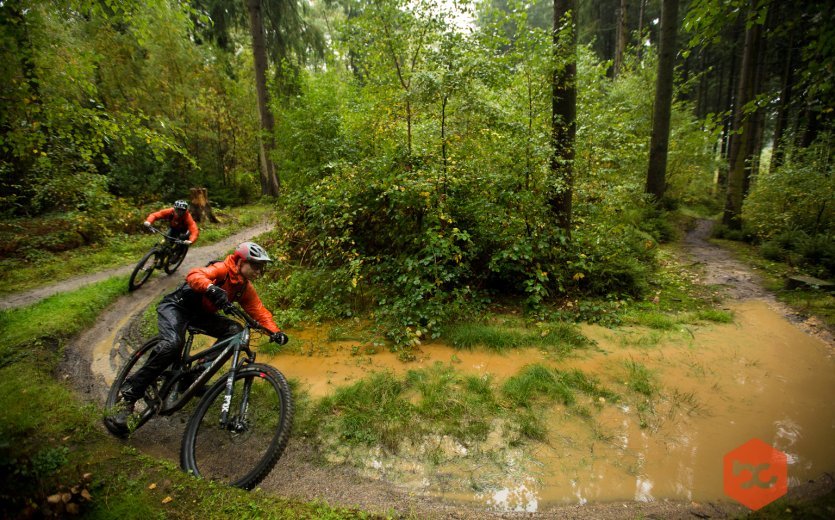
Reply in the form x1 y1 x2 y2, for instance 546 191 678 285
108 242 288 433
144 199 199 245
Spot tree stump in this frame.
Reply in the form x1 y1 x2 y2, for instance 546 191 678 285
189 187 219 223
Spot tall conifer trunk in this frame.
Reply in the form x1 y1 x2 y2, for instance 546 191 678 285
549 0 577 234
723 0 761 229
246 0 280 197
646 0 679 202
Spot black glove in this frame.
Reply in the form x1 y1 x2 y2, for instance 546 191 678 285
205 285 229 308
271 331 289 346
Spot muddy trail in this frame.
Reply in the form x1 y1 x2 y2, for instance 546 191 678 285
681 219 834 346
56 219 835 519
0 220 275 311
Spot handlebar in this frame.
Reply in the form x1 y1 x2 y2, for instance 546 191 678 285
145 225 187 245
223 304 272 335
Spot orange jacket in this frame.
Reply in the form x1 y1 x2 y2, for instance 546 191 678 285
146 208 199 243
185 255 280 334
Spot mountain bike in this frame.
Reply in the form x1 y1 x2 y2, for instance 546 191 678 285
103 304 294 490
128 226 189 291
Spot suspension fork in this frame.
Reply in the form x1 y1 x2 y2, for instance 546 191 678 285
218 343 255 428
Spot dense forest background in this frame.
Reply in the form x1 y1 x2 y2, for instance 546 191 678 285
1 0 832 343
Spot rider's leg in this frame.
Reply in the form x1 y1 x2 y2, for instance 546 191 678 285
188 312 243 343
120 296 190 404
169 311 242 394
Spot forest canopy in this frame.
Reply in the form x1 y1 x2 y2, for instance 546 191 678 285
1 0 832 343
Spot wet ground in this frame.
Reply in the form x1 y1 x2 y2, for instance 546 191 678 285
62 219 835 518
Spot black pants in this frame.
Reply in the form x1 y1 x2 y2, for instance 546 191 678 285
121 291 242 402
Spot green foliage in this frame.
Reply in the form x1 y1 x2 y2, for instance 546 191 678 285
269 34 721 344
743 134 834 276
0 0 263 220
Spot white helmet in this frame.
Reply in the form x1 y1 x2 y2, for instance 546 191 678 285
235 241 273 263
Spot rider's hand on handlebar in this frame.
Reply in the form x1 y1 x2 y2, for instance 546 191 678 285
183 240 192 246
206 284 229 308
143 221 152 228
270 331 289 345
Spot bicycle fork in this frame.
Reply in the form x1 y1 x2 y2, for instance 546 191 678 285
219 348 252 432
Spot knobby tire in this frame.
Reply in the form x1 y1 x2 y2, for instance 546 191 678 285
179 364 293 490
129 250 157 291
164 245 188 274
103 337 165 437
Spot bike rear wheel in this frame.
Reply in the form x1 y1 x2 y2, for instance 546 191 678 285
129 250 157 291
180 364 293 489
164 245 188 274
103 337 166 437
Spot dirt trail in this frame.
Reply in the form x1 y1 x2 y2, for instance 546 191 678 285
54 218 835 520
0 221 274 310
682 219 833 347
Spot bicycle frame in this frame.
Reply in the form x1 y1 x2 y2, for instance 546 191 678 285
158 306 266 431
148 227 184 263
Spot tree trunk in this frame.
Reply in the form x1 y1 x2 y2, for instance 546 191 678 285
723 0 760 230
246 0 280 197
637 0 646 61
189 187 220 223
645 0 679 202
743 12 770 197
770 35 795 173
613 0 628 78
549 0 577 233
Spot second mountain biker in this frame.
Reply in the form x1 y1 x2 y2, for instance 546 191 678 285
109 241 289 433
144 199 199 246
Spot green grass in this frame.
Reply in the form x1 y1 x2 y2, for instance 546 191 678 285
0 278 379 520
501 364 618 409
0 203 273 296
444 320 591 355
694 308 734 323
0 276 128 366
624 360 657 397
304 361 617 458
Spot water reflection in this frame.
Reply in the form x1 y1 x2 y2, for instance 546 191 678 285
91 300 835 508
480 477 539 512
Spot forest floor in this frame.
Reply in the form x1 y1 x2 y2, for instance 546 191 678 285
51 219 835 519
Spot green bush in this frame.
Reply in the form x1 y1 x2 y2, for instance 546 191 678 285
743 134 834 254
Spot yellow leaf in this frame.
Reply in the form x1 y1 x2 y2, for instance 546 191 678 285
148 483 157 490
572 272 585 281
162 496 173 504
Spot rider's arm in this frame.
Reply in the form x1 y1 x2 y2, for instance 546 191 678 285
184 211 199 243
185 262 227 293
238 284 280 334
146 208 173 225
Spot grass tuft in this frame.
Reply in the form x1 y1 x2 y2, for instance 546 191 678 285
445 320 591 355
625 360 656 397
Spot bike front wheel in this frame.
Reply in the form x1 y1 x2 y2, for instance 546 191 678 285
128 250 157 291
103 337 166 437
180 364 293 489
164 245 188 274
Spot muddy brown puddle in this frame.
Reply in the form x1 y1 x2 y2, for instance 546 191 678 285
93 300 835 512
